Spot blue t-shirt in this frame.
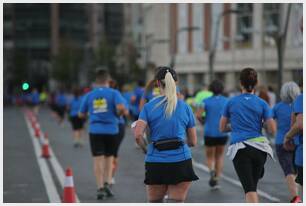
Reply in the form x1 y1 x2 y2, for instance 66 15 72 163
69 96 83 117
79 87 125 135
202 95 228 137
272 102 294 145
293 94 303 166
118 95 129 125
31 92 40 105
222 93 273 144
131 87 144 116
56 93 67 107
139 96 196 163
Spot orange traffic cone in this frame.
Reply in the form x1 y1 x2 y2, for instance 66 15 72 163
34 127 41 138
41 136 50 158
62 167 77 203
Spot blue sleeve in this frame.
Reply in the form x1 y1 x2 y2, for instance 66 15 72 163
202 99 207 110
293 94 303 114
114 90 125 106
186 104 196 128
222 100 230 118
263 101 273 120
139 105 148 122
272 105 277 119
79 94 89 114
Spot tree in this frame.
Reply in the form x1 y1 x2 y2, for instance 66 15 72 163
51 38 83 90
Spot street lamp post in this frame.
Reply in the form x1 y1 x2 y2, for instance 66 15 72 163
170 26 200 68
209 9 240 83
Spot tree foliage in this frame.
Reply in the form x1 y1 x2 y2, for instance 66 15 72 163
51 39 83 89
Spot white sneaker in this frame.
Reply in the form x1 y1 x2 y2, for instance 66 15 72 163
111 177 116 185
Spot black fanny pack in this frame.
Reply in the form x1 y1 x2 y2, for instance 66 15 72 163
153 138 183 151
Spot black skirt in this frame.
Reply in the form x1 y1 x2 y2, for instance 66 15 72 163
144 159 199 185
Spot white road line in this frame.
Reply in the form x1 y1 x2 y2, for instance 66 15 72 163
192 160 281 202
24 115 61 203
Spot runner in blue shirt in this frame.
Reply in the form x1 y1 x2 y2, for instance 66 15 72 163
68 88 86 148
196 79 228 189
31 88 40 114
272 82 301 203
130 80 145 121
220 68 276 203
55 90 67 124
79 69 126 200
134 67 198 203
284 93 303 190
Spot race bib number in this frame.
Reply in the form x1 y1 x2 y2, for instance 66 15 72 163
93 98 108 113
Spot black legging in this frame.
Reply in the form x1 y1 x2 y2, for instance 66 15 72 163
233 144 267 193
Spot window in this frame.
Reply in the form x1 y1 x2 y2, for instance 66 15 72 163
263 4 280 47
236 4 253 48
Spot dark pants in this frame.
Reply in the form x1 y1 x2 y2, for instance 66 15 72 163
233 145 267 193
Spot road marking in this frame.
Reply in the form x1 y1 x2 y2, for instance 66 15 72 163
24 115 61 203
192 160 281 202
25 112 80 203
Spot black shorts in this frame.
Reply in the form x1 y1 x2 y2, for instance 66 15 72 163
89 133 118 157
144 159 199 185
55 106 66 118
233 144 267 193
113 124 125 157
296 166 303 186
69 116 85 130
275 144 295 176
204 136 228 146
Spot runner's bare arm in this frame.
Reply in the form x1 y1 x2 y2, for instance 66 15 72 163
195 108 205 124
265 118 276 136
284 113 303 141
134 120 147 153
219 116 231 132
187 127 197 147
116 104 126 116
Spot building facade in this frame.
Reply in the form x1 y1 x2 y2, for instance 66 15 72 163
134 3 303 94
4 3 124 91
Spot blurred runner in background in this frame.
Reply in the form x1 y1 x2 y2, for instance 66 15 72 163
272 82 301 203
196 80 229 189
68 88 86 148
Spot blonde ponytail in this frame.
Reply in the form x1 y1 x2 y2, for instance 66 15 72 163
162 71 177 117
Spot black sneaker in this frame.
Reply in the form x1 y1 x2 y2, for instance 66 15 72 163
97 188 105 200
103 183 114 197
209 170 220 189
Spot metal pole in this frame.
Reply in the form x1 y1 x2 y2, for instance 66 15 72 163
277 4 292 100
209 13 222 83
208 10 239 83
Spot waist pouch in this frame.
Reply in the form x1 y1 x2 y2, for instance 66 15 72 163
153 138 183 151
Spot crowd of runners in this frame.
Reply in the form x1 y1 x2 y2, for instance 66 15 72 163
8 65 303 203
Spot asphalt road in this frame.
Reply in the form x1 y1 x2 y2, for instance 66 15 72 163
4 106 293 203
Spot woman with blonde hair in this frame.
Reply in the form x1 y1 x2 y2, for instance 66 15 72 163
133 66 198 203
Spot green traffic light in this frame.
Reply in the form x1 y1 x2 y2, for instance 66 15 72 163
22 82 30 91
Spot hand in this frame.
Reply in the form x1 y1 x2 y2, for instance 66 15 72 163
283 135 295 151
